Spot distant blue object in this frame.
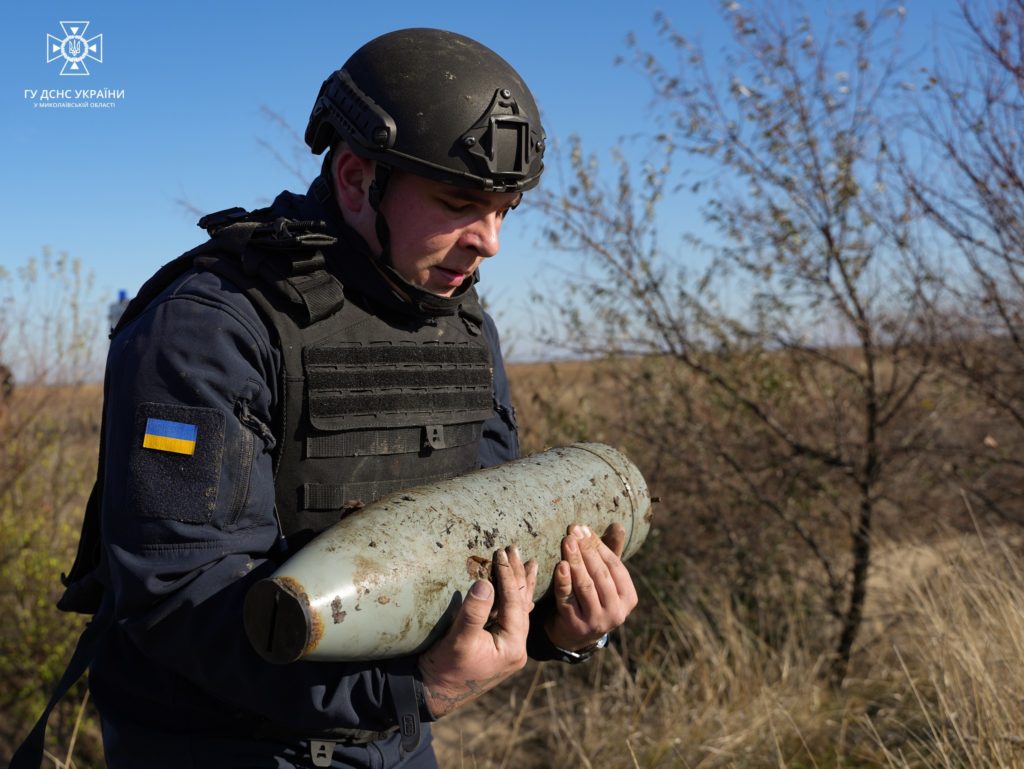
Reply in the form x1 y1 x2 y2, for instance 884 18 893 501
108 290 131 333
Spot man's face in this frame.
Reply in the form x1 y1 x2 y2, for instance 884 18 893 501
379 172 522 297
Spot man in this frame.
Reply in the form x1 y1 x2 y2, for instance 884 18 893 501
22 28 638 769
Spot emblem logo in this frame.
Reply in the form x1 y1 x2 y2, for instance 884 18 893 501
46 21 103 76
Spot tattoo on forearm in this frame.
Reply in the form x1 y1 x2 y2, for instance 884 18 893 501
424 673 506 716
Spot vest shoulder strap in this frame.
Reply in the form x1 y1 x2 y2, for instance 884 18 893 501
197 217 344 327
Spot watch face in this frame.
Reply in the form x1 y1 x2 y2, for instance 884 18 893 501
557 633 609 664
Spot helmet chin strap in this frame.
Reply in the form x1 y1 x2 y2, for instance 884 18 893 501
368 163 394 266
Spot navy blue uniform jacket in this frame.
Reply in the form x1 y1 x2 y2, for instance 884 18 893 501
88 181 524 769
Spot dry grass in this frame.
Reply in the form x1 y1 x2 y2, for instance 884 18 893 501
875 530 1024 769
0 383 103 765
425 360 1024 769
433 525 1024 769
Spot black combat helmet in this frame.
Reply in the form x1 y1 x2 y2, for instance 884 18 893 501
305 28 545 194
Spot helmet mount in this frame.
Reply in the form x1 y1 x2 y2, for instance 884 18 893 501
459 89 544 186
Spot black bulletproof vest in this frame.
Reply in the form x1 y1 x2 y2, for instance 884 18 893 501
58 213 494 613
204 220 495 538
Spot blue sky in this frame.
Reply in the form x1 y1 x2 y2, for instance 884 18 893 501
2 1 962 362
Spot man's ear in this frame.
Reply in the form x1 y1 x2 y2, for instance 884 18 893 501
332 148 374 213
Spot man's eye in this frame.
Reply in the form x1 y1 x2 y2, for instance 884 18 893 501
442 199 470 213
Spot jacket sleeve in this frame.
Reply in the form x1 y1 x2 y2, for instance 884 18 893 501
478 312 520 468
98 270 428 735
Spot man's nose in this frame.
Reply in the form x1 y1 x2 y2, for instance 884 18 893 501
462 212 501 258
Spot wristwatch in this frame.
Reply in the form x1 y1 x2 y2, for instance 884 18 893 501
555 633 609 664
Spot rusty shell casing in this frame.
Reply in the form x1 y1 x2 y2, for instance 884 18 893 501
243 442 652 663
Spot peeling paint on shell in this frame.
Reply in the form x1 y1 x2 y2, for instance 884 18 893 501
466 555 491 580
330 596 346 624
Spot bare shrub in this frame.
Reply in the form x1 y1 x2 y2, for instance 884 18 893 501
531 1 948 688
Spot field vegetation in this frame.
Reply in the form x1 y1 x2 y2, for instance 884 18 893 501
2 352 1021 768
432 360 1024 769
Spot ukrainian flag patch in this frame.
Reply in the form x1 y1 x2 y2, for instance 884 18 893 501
143 418 198 456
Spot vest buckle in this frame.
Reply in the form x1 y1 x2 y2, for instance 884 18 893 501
197 206 250 233
424 424 446 451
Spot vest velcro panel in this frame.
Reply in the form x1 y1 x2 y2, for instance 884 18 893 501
305 345 490 366
308 367 487 391
304 342 493 433
306 422 481 458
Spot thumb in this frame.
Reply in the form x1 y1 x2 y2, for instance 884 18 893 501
454 580 494 631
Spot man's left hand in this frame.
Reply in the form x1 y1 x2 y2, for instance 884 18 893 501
544 522 638 651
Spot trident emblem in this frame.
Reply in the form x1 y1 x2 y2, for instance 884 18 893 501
46 21 103 76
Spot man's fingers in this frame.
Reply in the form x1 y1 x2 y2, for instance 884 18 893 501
592 526 638 609
581 527 627 602
456 580 494 631
525 559 539 610
563 528 602 613
551 558 573 605
492 546 532 635
565 524 636 613
567 522 626 560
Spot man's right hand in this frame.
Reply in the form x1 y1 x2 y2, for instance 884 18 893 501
417 545 538 717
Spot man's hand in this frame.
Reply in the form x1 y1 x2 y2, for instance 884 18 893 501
418 545 538 718
544 523 638 651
